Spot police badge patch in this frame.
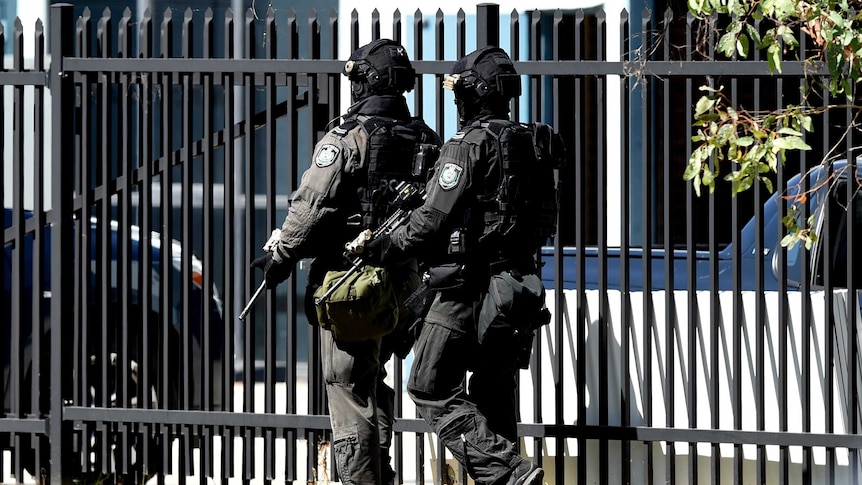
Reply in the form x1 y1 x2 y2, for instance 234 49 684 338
438 163 462 190
315 144 339 167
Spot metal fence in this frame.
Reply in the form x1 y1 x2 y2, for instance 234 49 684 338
3 2 862 484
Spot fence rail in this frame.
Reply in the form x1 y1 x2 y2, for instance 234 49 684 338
2 2 861 484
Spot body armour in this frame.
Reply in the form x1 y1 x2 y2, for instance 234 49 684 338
334 115 441 229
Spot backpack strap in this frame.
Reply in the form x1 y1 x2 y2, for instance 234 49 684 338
331 117 359 139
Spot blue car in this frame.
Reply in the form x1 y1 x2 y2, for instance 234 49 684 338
541 159 862 293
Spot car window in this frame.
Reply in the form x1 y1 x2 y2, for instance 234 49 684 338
812 172 862 288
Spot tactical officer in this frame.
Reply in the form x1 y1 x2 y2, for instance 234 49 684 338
250 39 442 485
361 46 558 485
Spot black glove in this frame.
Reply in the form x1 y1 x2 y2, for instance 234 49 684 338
362 234 402 266
251 253 293 288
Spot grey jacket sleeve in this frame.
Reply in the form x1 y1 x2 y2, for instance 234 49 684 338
389 140 473 255
272 129 363 262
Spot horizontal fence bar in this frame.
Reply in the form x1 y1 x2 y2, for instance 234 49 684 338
63 407 862 451
64 58 346 74
0 71 47 85
0 418 48 434
64 407 434 433
63 58 830 77
65 406 334 428
518 424 862 450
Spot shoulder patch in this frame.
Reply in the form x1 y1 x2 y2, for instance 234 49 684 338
315 144 340 167
438 162 463 190
452 131 467 140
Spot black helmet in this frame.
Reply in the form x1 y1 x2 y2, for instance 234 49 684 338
444 46 521 103
343 39 415 101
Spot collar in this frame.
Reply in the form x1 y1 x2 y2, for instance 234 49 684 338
459 107 511 128
345 95 412 120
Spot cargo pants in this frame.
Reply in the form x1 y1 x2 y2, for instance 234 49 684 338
320 329 397 485
406 287 535 485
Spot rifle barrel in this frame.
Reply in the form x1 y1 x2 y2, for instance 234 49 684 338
238 281 267 321
314 258 363 305
315 185 425 307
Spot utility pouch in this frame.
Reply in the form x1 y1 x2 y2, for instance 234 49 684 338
388 281 432 359
313 265 399 342
427 263 466 290
476 271 550 344
402 280 433 321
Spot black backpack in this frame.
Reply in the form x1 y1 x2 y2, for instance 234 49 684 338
481 120 565 251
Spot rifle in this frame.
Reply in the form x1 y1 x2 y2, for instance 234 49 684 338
238 228 283 321
314 182 425 306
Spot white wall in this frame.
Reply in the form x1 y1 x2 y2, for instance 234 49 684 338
518 288 861 483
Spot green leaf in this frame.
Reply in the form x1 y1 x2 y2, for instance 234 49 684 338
746 23 763 46
777 127 803 136
778 25 798 47
718 31 737 57
828 10 845 29
695 113 721 123
734 174 753 195
683 160 702 181
768 43 782 73
726 106 739 120
774 0 795 18
703 166 715 185
765 150 778 170
694 96 716 117
772 135 812 150
708 0 726 13
736 136 754 146
737 33 750 57
780 233 799 248
687 0 708 16
749 144 768 162
728 144 740 160
717 123 737 143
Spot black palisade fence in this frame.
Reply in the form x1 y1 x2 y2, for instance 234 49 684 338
0 2 860 483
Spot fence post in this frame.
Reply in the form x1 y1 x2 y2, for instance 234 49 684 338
476 3 499 48
49 3 75 483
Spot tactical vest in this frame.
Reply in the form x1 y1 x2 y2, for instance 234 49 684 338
478 120 565 253
334 115 440 229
